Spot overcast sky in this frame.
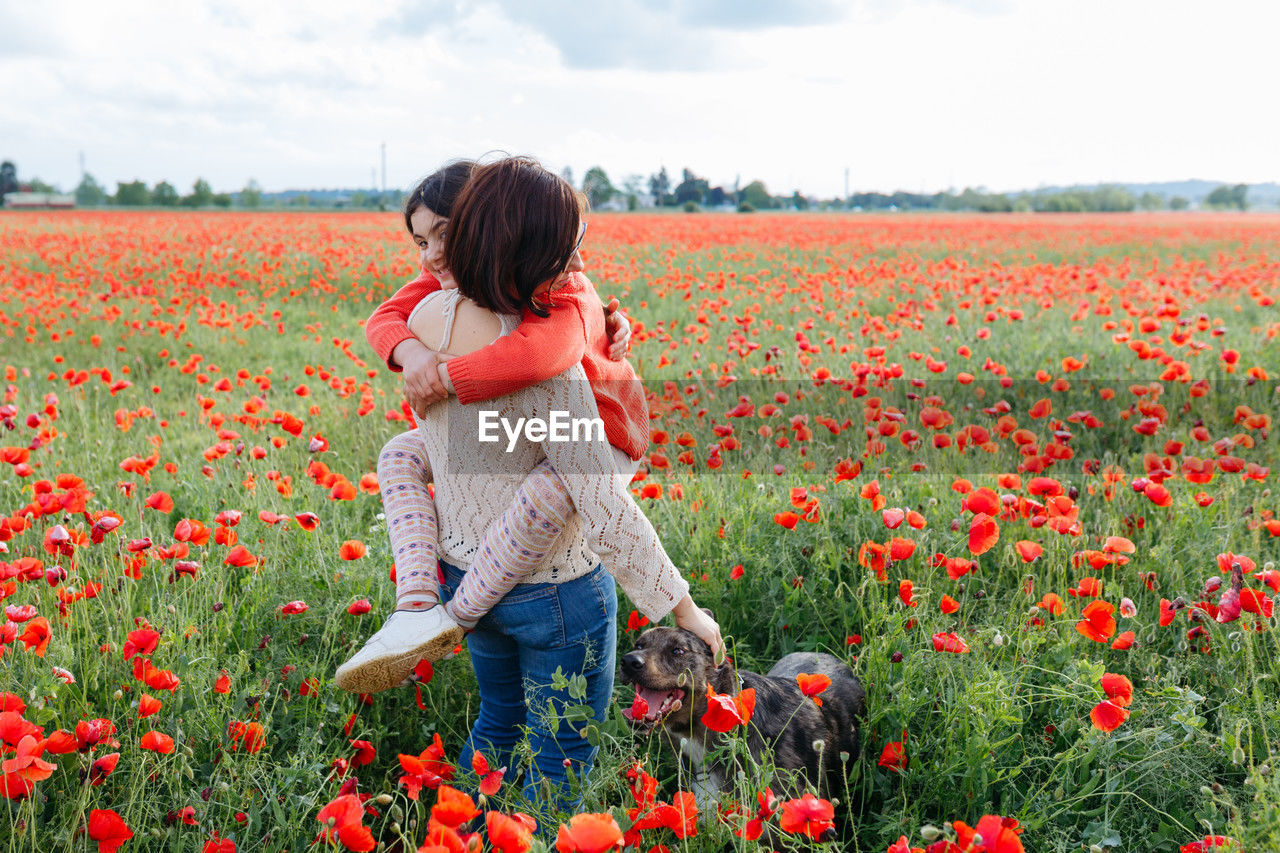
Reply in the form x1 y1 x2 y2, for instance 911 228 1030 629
5 0 1277 197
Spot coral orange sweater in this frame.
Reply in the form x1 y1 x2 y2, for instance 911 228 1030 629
365 270 649 461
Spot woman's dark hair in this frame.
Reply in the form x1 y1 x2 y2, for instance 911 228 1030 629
445 156 583 318
403 160 476 232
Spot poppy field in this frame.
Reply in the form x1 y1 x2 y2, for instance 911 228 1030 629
2 209 1279 853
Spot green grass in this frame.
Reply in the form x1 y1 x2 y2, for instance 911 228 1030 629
1 210 1278 852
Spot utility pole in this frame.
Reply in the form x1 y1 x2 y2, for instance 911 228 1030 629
380 143 386 195
79 151 86 181
844 167 849 202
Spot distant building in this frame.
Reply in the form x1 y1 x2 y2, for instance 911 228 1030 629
3 192 76 209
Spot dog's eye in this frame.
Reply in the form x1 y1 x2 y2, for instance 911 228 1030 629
671 647 685 657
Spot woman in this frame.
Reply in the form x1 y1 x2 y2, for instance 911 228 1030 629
350 157 721 809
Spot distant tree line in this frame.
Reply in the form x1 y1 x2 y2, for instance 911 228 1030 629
1 159 1256 214
575 166 1253 214
64 174 401 210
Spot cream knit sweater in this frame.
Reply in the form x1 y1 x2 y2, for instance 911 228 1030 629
415 315 689 622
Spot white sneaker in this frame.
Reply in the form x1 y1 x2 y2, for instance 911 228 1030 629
334 607 464 694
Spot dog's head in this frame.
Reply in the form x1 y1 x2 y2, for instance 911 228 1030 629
619 625 732 734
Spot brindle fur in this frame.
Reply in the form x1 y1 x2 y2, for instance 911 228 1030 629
620 626 866 801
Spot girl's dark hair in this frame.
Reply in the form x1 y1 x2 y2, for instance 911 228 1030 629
445 156 583 318
403 160 476 232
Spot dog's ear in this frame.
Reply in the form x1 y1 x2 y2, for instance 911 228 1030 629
700 607 714 619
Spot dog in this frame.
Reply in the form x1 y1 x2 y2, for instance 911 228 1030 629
619 625 865 807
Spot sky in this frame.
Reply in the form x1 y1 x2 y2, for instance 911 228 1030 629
5 0 1278 198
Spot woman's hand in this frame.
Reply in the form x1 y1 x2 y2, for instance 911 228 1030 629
393 339 450 415
671 594 725 664
604 297 632 361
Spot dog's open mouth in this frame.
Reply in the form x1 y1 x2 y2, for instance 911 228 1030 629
621 685 686 727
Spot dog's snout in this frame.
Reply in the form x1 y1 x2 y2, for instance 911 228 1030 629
621 651 645 674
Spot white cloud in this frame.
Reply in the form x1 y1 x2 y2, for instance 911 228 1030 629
3 0 1277 197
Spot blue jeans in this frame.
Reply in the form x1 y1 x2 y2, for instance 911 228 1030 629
438 560 617 812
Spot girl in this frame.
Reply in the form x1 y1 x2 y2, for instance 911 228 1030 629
341 155 718 807
336 161 722 696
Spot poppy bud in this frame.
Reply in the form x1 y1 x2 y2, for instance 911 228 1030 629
891 652 903 663
920 825 941 842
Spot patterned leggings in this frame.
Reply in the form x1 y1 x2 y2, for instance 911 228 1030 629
377 431 575 626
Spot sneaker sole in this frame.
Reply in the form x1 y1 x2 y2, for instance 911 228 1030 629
334 625 465 694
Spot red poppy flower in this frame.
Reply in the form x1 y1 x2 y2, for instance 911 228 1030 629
339 540 367 560
555 812 624 852
17 618 52 657
795 673 832 705
138 694 162 718
88 809 134 853
701 686 756 732
1100 673 1133 706
140 730 175 754
133 658 181 692
1 733 57 795
888 537 916 561
314 793 375 852
773 511 800 530
144 491 174 513
203 833 237 853
878 740 906 771
1076 600 1117 642
1110 631 1136 650
1090 700 1129 732
955 815 1024 853
398 733 456 800
963 487 1000 516
472 751 506 796
931 631 970 653
652 790 699 839
293 512 319 531
122 628 161 661
940 595 960 614
1015 540 1043 562
486 811 535 853
968 513 999 556
778 792 834 840
431 784 480 828
223 545 258 568
227 721 265 753
1067 576 1103 598
88 752 120 786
